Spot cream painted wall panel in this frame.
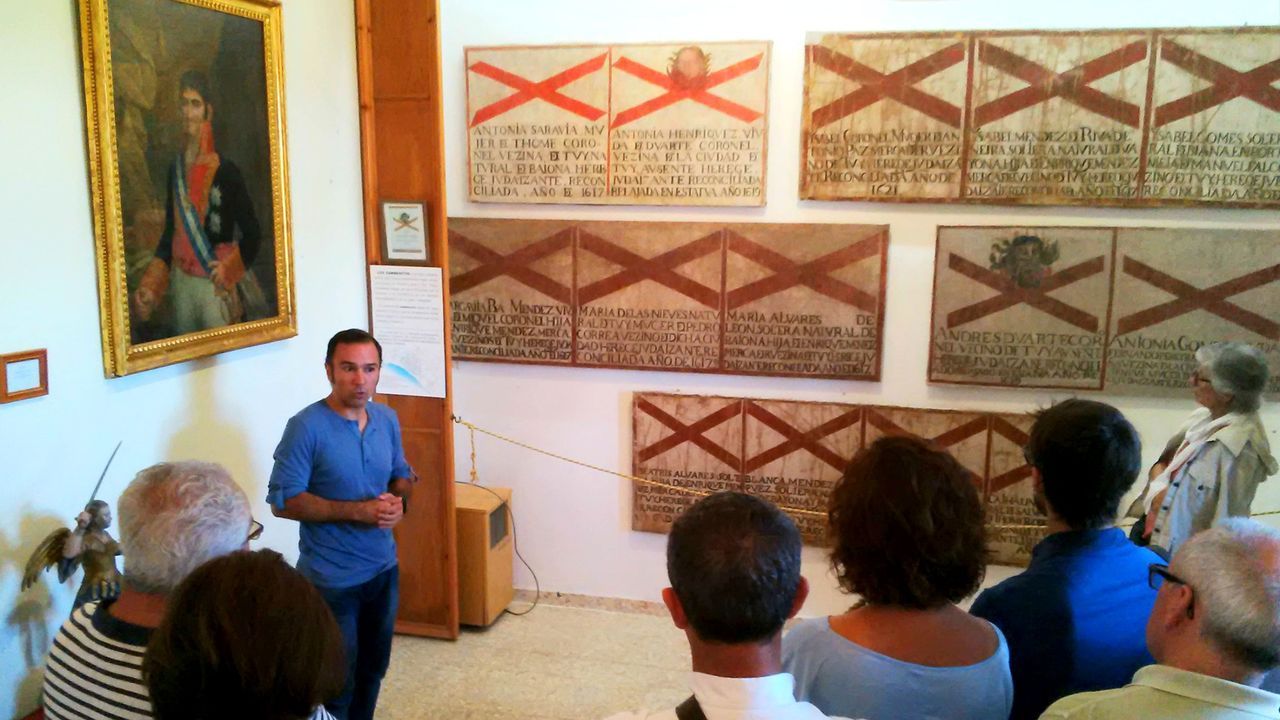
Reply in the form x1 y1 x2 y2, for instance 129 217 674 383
440 0 1280 620
0 0 368 715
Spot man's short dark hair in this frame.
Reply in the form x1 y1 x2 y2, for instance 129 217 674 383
1026 399 1141 530
829 436 987 608
666 492 802 644
178 69 211 103
325 328 382 364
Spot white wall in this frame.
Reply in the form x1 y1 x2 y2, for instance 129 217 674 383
0 0 367 715
1 0 1277 715
440 0 1280 617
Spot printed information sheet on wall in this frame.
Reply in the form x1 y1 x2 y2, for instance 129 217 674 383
370 266 447 398
465 41 770 206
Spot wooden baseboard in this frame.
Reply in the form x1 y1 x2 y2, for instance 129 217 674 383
394 619 456 639
512 589 667 616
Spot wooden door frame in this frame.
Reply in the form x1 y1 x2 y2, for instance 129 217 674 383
354 0 458 639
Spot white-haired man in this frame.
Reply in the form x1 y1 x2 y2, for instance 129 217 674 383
42 461 256 719
1040 518 1280 719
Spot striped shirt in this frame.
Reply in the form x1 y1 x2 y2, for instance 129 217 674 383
43 601 153 719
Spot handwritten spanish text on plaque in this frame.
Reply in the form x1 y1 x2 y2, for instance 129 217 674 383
467 41 770 206
449 217 888 380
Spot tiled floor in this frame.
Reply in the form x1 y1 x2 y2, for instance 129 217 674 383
378 604 690 719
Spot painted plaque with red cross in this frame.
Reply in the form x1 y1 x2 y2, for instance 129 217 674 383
632 393 1046 562
447 217 888 380
466 42 769 206
740 400 863 544
609 42 769 206
1143 31 1280 205
800 27 1280 208
723 223 887 380
449 217 575 364
985 413 1046 566
576 221 724 371
1107 228 1280 397
466 46 610 203
632 393 744 533
967 32 1150 203
930 226 1114 390
802 33 969 201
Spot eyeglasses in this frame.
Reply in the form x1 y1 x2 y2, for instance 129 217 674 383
1149 563 1196 618
248 519 264 542
1191 371 1212 385
1148 563 1186 590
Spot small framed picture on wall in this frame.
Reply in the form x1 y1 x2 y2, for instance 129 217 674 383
1 349 49 404
381 200 430 263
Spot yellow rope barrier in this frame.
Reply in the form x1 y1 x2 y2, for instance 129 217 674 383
454 415 827 518
451 415 1280 532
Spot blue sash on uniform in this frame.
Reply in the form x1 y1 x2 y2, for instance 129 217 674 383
173 154 217 275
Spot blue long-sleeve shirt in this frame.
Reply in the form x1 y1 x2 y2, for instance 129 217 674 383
970 528 1163 720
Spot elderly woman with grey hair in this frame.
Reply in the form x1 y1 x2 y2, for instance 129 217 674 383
1134 342 1277 557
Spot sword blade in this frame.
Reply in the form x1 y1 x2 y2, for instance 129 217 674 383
88 441 123 504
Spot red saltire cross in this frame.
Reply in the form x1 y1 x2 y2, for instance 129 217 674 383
636 398 743 471
987 416 1033 494
577 230 722 309
725 230 884 313
864 409 990 486
742 403 862 474
945 253 1106 333
611 53 764 128
973 40 1148 127
1116 257 1280 339
1154 39 1280 126
469 53 609 127
807 42 966 129
449 228 573 305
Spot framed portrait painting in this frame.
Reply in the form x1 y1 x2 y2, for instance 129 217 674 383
80 0 295 376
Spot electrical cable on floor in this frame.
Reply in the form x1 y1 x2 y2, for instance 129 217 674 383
456 479 540 617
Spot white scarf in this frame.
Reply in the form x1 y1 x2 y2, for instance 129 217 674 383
1142 408 1236 514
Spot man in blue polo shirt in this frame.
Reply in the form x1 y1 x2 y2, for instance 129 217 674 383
269 328 415 720
970 399 1163 720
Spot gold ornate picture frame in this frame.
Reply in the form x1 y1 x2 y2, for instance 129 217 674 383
80 0 295 376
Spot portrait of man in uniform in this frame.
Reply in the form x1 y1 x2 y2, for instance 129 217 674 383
82 0 295 375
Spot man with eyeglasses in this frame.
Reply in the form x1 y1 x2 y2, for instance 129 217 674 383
1042 518 1280 719
970 399 1166 720
43 461 253 720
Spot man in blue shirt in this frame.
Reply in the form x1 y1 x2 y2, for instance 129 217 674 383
970 399 1163 720
269 329 415 720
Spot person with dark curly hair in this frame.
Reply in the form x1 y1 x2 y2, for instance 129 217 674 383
782 436 1012 720
970 399 1164 720
143 549 346 720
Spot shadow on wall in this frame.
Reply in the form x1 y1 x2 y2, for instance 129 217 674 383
2 509 78 718
163 356 263 506
0 355 265 717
